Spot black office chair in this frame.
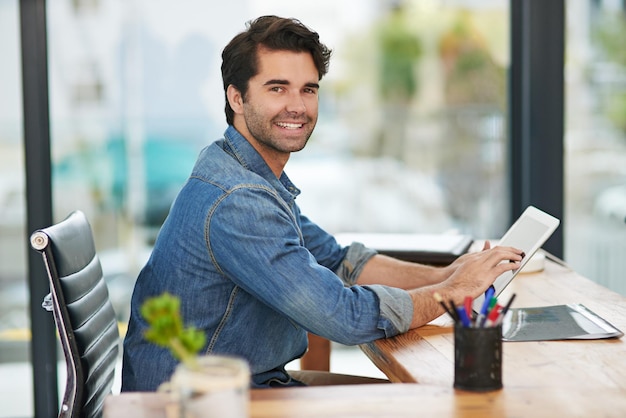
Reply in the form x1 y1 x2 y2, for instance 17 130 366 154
30 210 120 418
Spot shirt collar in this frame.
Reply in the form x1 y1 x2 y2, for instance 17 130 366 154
223 125 301 200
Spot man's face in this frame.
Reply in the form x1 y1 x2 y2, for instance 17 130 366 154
233 47 320 160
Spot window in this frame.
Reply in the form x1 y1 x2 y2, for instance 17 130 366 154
46 0 512 328
0 1 31 416
564 0 626 294
3 0 515 415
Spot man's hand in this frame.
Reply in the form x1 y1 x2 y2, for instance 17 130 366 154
407 245 523 329
441 245 522 302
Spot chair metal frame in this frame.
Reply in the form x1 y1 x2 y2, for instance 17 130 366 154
31 210 119 418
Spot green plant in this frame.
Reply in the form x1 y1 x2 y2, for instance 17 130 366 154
140 292 206 369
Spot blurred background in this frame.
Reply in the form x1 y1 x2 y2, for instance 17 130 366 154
1 0 626 416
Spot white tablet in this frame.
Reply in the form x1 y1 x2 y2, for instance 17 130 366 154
472 206 560 313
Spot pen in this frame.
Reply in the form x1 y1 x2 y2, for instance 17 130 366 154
447 299 460 322
433 292 457 323
456 306 472 327
476 286 496 327
494 293 517 326
485 304 502 327
463 296 473 322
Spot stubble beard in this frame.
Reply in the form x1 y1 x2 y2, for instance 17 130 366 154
243 108 316 154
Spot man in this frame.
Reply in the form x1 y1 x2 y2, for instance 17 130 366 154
121 15 522 390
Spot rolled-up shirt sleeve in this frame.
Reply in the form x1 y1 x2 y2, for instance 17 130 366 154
334 241 377 286
364 285 413 336
335 241 413 336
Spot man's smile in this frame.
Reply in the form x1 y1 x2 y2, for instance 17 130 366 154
275 122 304 129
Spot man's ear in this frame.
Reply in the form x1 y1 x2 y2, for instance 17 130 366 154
227 85 244 114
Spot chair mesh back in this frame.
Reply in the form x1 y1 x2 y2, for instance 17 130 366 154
31 211 119 418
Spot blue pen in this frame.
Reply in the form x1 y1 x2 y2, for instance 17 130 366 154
456 306 472 327
476 286 496 327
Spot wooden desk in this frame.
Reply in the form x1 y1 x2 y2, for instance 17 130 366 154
104 258 626 417
360 258 626 389
105 383 626 418
103 384 626 418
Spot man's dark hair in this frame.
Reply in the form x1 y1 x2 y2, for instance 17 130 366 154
221 15 332 125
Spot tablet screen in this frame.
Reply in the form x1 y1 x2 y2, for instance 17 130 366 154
502 216 553 250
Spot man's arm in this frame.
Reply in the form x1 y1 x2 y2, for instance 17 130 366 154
356 243 524 329
355 253 449 290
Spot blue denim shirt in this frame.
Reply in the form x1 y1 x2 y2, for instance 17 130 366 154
121 126 413 390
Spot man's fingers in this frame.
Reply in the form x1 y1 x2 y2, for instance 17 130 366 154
482 246 524 267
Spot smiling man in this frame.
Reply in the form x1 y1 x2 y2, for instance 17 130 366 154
121 15 522 391
230 46 319 176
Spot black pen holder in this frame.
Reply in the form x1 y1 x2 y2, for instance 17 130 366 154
453 323 503 392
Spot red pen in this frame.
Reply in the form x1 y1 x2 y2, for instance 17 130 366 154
486 304 502 327
464 296 473 322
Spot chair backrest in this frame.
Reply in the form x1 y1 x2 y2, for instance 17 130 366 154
30 210 120 418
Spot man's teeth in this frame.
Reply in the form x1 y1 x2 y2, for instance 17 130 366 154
276 122 302 129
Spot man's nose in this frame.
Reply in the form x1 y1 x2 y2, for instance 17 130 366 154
285 92 307 114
